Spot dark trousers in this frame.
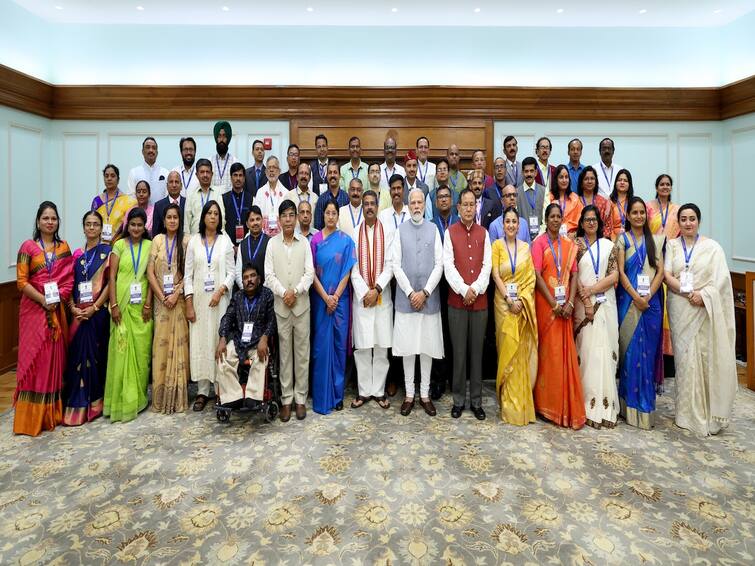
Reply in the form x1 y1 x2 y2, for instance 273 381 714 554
431 279 453 391
448 306 487 408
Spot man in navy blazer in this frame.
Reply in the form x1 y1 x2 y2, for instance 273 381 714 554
469 170 501 230
244 139 267 198
152 170 186 236
310 133 330 195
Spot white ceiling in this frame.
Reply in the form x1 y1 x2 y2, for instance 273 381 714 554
13 0 755 27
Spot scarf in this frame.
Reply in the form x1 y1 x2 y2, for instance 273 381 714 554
358 220 384 288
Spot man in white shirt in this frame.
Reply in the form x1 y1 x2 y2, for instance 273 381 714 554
212 120 237 194
171 136 200 197
183 158 226 234
285 162 318 212
338 178 364 237
340 136 370 191
378 173 409 240
503 135 523 187
128 136 169 204
593 137 622 198
253 156 287 237
416 136 436 191
379 136 405 193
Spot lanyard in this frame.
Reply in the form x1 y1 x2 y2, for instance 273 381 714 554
351 165 361 179
617 198 627 225
435 215 449 233
297 190 310 204
680 234 699 269
546 235 563 282
247 235 264 263
658 199 670 229
559 195 567 214
475 199 482 224
165 235 177 271
384 166 393 186
181 168 194 191
216 155 229 181
38 240 56 275
349 205 362 228
231 191 244 223
269 190 277 211
129 238 143 276
393 211 405 229
450 171 459 191
629 231 646 267
255 168 262 184
505 238 517 276
203 236 217 268
492 184 502 201
538 163 550 186
244 294 260 321
82 244 97 279
601 163 614 189
525 187 536 211
318 162 327 180
418 161 428 183
584 237 600 278
200 189 211 208
104 189 119 220
580 194 592 207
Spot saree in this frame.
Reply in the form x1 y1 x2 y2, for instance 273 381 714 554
91 190 137 244
14 240 74 436
531 234 586 429
149 234 190 414
62 243 111 425
573 238 620 428
647 199 680 356
549 192 583 234
616 233 664 429
310 230 357 415
491 239 537 425
666 238 737 435
104 238 154 422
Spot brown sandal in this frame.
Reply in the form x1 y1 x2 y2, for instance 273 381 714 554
350 396 368 408
193 395 208 412
373 396 391 409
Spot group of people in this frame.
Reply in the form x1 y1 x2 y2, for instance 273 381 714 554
14 121 737 439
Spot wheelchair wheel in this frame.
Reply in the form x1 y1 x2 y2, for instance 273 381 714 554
265 402 279 423
216 409 230 423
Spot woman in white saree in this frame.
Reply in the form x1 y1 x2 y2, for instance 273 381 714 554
664 203 737 436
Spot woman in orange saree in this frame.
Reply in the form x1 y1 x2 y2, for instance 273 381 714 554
531 203 585 429
548 164 583 235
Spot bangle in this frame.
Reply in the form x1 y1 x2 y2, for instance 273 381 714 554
567 301 574 308
144 303 152 309
111 303 118 309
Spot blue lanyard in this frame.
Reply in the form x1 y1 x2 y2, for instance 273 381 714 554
351 165 361 179
580 195 592 207
505 238 517 276
584 237 600 277
104 189 119 220
680 235 698 268
247 235 263 263
349 205 362 228
393 211 405 229
38 240 56 275
525 188 536 211
559 195 567 213
165 235 177 271
658 199 670 229
546 235 563 282
203 236 217 267
318 162 327 180
384 166 392 186
81 244 97 279
129 238 143 276
200 189 211 208
231 191 245 223
601 163 614 189
629 231 646 267
298 191 310 204
616 199 627 225
418 161 428 183
216 155 229 181
435 215 449 233
450 171 458 190
181 168 194 191
492 184 502 201
244 294 260 320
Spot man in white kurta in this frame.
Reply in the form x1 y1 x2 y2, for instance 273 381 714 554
350 190 393 406
390 188 444 417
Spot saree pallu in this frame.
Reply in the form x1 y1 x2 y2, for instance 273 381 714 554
150 234 189 414
310 230 357 415
617 234 664 430
14 239 74 436
549 193 583 234
648 200 679 356
104 239 154 422
91 192 137 244
532 235 585 429
491 239 537 425
666 238 737 435
573 238 620 429
63 244 111 425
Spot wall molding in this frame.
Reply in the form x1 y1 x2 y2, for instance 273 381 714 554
1 65 753 122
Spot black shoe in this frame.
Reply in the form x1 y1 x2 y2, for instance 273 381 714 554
221 398 244 410
429 382 444 401
335 401 344 411
472 406 486 421
451 405 463 418
244 398 260 410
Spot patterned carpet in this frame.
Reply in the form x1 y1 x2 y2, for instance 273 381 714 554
1 380 754 565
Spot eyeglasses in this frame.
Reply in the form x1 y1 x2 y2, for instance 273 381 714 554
437 194 451 199
503 193 517 199
583 218 598 224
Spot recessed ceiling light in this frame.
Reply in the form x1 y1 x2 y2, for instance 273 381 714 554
556 8 564 14
714 9 723 14
136 5 144 10
391 7 398 13
221 6 229 11
639 9 647 14
474 7 481 13
306 6 314 12
54 5 63 9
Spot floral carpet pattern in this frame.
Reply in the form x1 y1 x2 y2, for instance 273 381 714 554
1 380 754 565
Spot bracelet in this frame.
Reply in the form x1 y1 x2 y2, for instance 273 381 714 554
567 301 574 308
111 303 118 309
144 303 152 309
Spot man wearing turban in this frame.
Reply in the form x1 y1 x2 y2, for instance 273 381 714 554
212 120 238 194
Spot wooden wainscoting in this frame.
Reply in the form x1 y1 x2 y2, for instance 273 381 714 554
0 281 20 373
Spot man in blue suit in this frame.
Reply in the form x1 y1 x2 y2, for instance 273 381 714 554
152 170 186 236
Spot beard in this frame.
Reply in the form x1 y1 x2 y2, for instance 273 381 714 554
216 141 228 156
410 210 424 223
183 155 195 168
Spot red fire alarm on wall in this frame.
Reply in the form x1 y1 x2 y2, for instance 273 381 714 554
263 138 272 150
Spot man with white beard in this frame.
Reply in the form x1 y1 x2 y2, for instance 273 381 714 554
390 188 444 417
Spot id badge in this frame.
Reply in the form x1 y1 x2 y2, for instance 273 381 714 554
554 285 566 305
235 224 244 243
204 273 215 293
268 213 278 231
637 274 650 296
78 281 93 304
680 270 694 294
129 282 142 304
559 224 568 236
319 183 327 195
44 282 60 305
529 216 539 237
595 292 607 304
163 274 174 295
102 223 113 242
241 322 254 343
506 282 518 300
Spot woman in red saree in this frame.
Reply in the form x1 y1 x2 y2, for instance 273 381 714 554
531 203 586 429
15 201 74 436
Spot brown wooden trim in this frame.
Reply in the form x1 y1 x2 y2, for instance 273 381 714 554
0 65 54 118
746 272 754 391
720 75 755 120
0 281 20 373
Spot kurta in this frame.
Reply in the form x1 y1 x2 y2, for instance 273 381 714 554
647 199 680 356
185 232 235 383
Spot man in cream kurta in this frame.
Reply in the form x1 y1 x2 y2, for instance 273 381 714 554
350 190 394 405
184 158 226 234
390 188 444 417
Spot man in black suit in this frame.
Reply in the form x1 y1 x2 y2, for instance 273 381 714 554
244 139 267 198
469 169 501 230
310 134 329 195
223 162 254 247
279 144 301 190
152 170 186 236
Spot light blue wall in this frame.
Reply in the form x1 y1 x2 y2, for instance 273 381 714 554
1 0 752 87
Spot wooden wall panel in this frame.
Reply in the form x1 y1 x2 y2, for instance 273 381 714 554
0 66 53 119
0 281 20 372
720 75 755 120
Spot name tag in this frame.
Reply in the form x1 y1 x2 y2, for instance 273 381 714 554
102 223 113 242
241 322 254 343
637 274 650 296
559 224 568 236
163 274 174 295
129 282 142 304
595 292 607 304
204 273 215 293
680 270 694 294
44 282 60 305
235 224 244 243
554 285 566 305
78 281 93 304
529 216 539 234
268 213 278 231
319 183 327 194
506 282 518 300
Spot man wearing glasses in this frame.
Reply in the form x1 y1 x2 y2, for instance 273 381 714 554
487 185 531 243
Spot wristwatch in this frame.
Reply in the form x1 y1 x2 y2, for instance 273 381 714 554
375 284 383 294
422 289 430 298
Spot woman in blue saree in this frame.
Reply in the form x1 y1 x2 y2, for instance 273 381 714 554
616 196 665 429
63 210 111 425
310 198 357 414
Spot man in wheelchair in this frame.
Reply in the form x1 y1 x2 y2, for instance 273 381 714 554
215 263 276 409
